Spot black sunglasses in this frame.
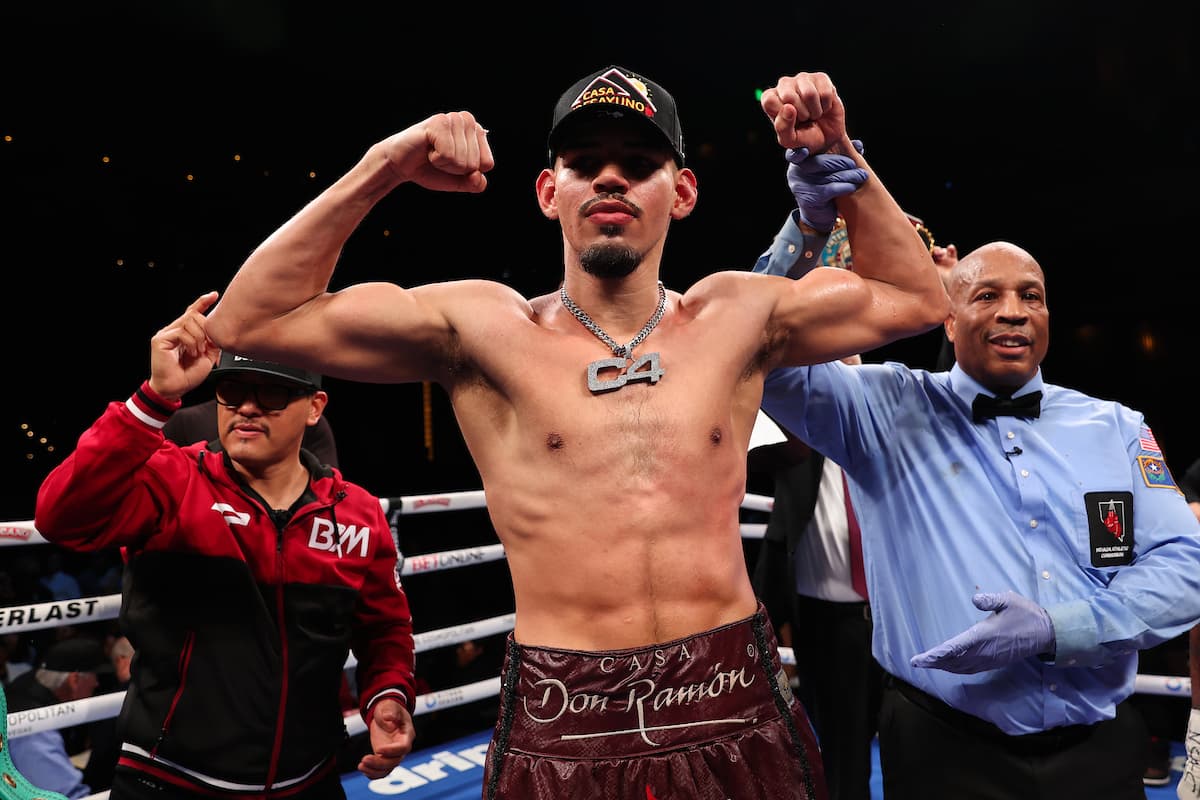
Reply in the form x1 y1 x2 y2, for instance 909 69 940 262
214 379 312 412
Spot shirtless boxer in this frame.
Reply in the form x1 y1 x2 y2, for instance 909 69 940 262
205 65 948 799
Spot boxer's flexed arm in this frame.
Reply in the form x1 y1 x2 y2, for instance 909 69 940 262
206 112 495 383
759 73 948 364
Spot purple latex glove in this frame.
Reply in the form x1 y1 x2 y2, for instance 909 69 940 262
910 591 1055 674
787 139 868 232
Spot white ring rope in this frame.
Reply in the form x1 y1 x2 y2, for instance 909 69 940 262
0 519 42 546
2 487 1190 751
379 490 488 516
5 612 520 740
0 545 510 636
0 493 772 547
0 521 768 550
1 594 123 635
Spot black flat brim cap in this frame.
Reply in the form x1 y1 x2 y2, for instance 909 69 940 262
547 65 684 167
209 351 322 390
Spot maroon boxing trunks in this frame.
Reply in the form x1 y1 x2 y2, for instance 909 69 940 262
483 603 827 799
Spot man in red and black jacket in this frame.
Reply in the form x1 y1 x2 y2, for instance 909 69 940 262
35 291 417 799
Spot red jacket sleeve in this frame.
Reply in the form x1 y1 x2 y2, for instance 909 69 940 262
35 384 182 552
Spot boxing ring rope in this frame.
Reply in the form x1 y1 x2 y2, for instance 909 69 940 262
2 488 1193 800
0 489 495 547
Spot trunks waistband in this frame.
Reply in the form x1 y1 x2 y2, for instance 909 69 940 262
497 604 793 758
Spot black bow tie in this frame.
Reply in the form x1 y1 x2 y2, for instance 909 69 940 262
972 391 1042 422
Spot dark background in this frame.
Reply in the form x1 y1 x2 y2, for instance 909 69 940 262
4 2 1194 538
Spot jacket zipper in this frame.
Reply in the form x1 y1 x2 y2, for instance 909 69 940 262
152 630 195 756
200 449 346 794
264 525 288 794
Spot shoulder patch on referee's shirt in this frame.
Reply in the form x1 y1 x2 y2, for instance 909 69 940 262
1137 455 1179 490
1085 491 1134 567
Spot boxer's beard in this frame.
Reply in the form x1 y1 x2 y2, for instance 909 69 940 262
580 239 643 279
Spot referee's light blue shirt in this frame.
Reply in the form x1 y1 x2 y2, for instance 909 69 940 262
762 361 1200 734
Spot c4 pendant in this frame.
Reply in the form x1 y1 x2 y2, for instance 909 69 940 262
586 352 665 394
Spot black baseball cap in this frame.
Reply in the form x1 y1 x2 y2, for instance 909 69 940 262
547 65 685 167
210 351 322 391
41 637 113 674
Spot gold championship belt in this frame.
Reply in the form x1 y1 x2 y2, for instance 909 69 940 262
820 212 934 270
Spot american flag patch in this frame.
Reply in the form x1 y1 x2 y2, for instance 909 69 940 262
1139 426 1162 454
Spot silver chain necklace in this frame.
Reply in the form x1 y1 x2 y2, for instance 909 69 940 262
560 281 667 393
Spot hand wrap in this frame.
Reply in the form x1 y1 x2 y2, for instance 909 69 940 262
1179 708 1200 799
